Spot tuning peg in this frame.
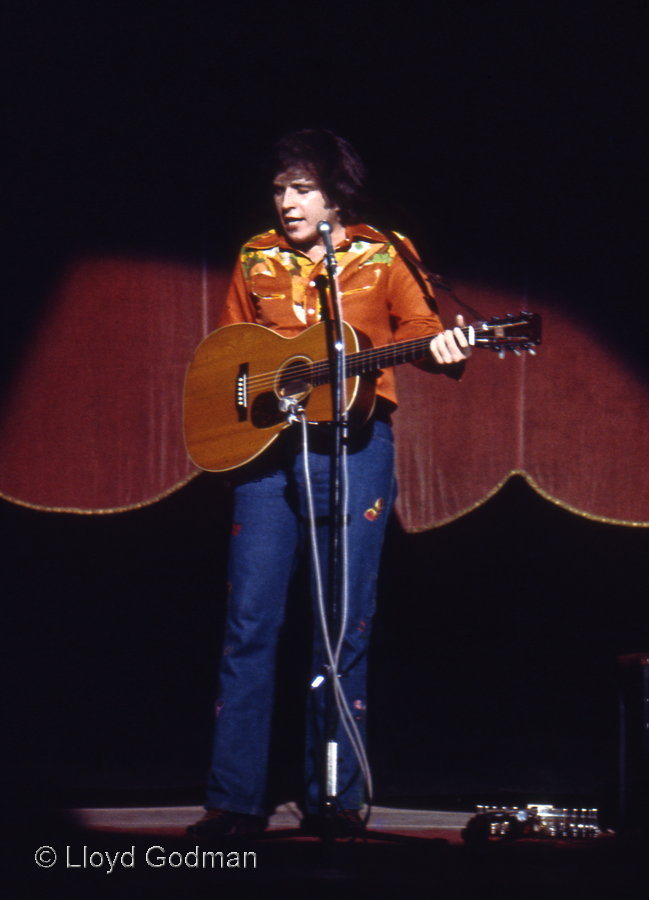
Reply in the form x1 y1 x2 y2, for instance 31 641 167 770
528 348 536 356
499 349 505 359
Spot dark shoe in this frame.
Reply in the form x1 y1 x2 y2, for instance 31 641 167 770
301 808 366 838
186 808 266 838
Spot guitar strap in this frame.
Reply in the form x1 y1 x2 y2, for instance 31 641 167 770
385 230 487 322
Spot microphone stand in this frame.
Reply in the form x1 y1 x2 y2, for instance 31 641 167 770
316 221 348 829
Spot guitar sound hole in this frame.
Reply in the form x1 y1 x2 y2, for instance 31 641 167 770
278 358 313 401
250 358 314 430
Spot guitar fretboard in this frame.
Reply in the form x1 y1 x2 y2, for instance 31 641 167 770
311 334 437 385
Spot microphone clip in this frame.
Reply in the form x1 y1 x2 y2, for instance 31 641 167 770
279 396 304 424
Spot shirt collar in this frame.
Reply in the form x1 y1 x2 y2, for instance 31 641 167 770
244 223 389 253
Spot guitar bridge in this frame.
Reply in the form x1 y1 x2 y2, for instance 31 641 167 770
236 363 248 422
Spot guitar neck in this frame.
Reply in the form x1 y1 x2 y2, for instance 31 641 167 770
309 331 461 386
344 315 539 376
347 334 437 377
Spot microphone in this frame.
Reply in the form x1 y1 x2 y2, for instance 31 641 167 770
318 221 336 260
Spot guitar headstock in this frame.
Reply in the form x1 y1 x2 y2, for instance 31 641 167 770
471 312 542 355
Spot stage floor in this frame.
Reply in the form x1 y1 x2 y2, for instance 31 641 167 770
68 803 469 843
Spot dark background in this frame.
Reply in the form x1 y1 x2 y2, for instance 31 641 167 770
3 2 647 822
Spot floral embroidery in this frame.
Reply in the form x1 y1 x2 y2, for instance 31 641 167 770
239 230 405 333
364 498 384 521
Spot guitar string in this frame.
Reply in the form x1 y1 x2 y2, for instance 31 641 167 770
240 334 437 394
240 319 492 393
239 320 533 394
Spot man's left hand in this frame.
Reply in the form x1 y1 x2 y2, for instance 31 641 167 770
429 315 473 365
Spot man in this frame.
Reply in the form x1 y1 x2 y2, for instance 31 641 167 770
188 129 470 838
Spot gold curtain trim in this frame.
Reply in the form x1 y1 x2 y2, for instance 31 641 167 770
0 470 202 515
4 466 648 528
402 469 649 533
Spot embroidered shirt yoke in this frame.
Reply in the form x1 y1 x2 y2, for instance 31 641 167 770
218 223 445 407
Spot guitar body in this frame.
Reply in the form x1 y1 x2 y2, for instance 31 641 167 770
183 321 377 472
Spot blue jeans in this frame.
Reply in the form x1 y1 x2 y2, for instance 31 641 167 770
205 418 397 817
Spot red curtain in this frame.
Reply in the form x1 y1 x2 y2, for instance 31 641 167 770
2 257 648 528
0 256 228 512
394 281 649 530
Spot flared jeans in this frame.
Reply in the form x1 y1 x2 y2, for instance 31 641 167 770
205 418 397 817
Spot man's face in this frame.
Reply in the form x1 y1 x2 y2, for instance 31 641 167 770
273 167 343 251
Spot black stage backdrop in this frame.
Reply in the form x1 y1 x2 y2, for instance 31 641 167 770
3 2 646 821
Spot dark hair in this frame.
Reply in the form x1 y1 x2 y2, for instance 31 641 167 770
271 129 367 223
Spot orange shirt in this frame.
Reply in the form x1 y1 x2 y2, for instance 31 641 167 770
218 223 446 407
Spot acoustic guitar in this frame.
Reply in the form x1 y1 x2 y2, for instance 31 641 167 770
183 313 541 472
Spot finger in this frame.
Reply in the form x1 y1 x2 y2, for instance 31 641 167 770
430 331 456 364
447 329 471 361
453 326 469 349
455 314 475 356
